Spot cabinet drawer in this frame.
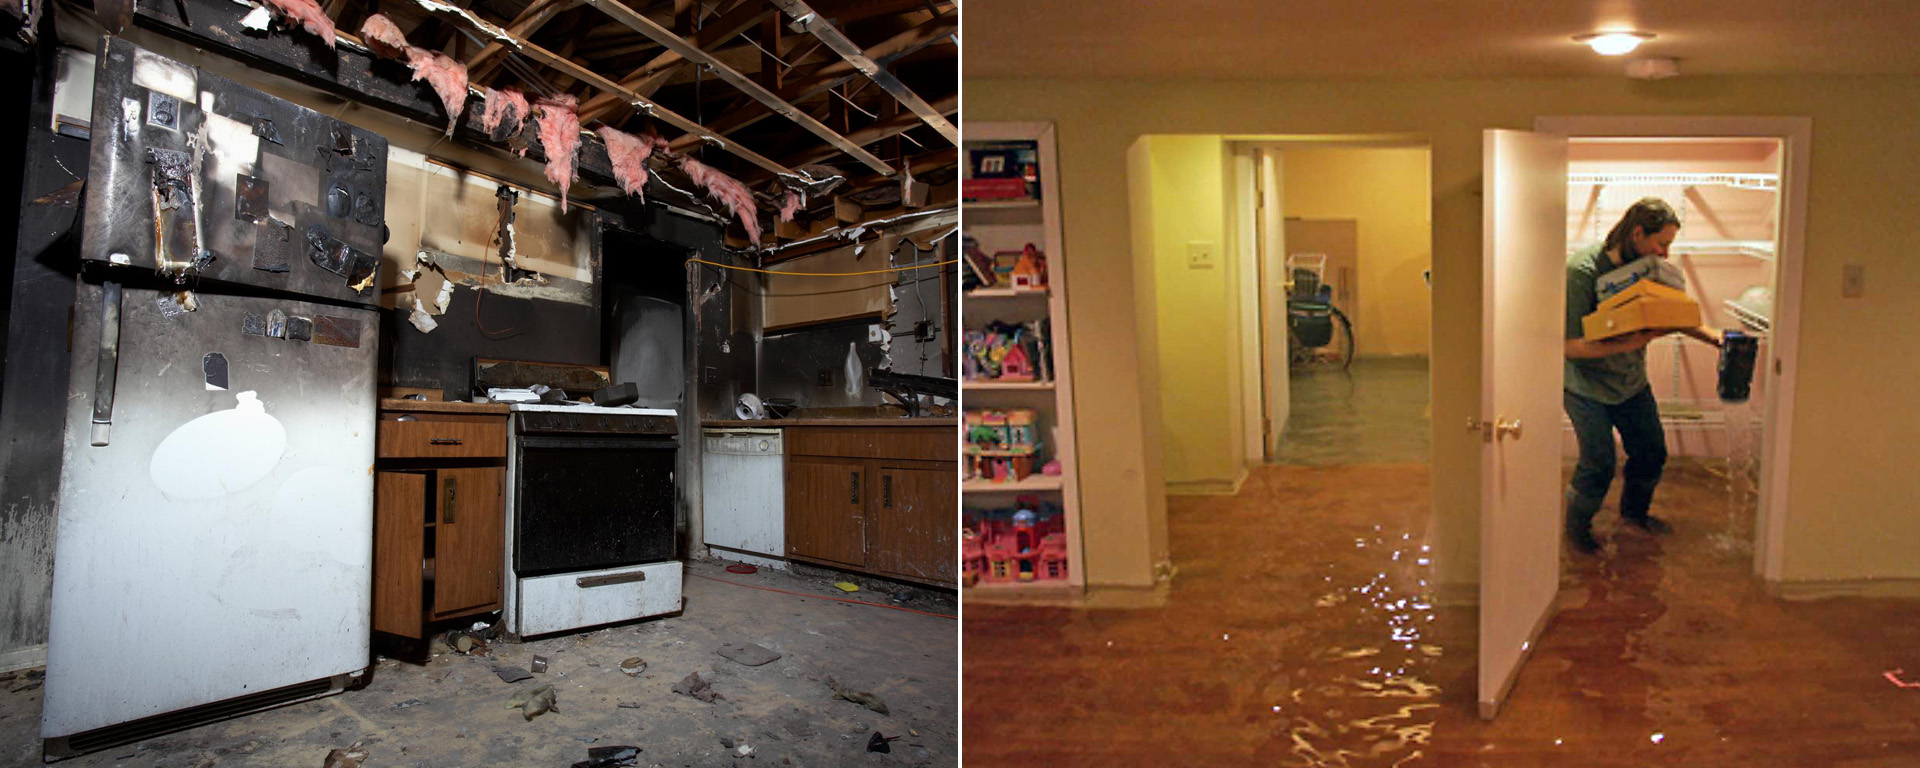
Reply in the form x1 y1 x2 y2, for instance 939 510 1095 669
785 427 952 461
378 415 507 458
516 562 683 637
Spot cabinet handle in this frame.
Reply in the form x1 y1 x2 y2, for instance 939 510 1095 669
578 572 647 588
882 475 893 509
849 471 860 504
429 438 464 445
442 477 456 525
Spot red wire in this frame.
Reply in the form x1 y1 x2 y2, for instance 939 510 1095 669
687 572 956 619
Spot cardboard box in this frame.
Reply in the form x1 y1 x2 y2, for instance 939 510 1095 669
1596 255 1686 300
1583 287 1702 340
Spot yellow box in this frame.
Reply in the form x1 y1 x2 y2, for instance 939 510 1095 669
1582 293 1702 340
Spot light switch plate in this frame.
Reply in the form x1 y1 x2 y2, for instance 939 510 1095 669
1842 263 1865 298
1187 241 1215 270
868 323 883 342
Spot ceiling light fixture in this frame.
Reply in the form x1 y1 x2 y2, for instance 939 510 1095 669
1574 31 1655 56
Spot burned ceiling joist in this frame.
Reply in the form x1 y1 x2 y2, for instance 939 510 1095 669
124 0 956 247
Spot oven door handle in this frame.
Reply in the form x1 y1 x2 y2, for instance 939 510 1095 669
577 572 647 588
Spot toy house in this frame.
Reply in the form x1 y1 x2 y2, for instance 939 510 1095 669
1011 244 1048 289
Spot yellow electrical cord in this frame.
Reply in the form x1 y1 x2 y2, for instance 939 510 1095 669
688 257 956 277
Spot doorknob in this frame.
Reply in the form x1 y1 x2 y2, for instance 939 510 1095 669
1495 418 1523 440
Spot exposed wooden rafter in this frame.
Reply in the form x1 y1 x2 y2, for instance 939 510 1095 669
465 0 573 83
575 0 772 123
768 0 956 144
572 0 896 175
405 0 795 176
666 13 953 153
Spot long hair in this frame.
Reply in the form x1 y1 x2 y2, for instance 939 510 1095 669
1603 197 1682 256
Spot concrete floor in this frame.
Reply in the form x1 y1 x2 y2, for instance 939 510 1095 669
0 561 957 767
1272 357 1432 466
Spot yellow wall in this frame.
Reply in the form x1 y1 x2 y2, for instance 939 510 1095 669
1282 148 1433 357
1131 135 1244 487
965 74 1920 591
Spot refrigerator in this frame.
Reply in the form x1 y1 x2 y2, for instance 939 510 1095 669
41 39 388 757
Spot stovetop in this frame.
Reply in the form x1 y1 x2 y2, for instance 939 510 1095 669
511 403 679 436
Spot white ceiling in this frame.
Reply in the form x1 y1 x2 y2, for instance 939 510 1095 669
960 0 1920 80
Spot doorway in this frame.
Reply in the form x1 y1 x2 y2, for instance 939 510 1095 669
1230 141 1434 467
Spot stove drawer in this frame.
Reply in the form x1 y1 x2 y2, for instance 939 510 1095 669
514 561 682 637
379 415 507 459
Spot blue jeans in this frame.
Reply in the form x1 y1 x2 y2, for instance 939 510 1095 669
1564 387 1667 534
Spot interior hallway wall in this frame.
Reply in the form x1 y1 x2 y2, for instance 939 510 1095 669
1281 147 1433 358
1131 135 1246 490
964 73 1920 592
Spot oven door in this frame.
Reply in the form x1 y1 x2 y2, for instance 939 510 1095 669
513 434 678 576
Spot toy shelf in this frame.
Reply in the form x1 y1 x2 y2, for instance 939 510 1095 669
964 122 1083 599
964 380 1055 391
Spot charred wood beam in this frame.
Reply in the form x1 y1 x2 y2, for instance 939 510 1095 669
573 0 893 175
466 0 571 83
405 0 792 175
576 0 769 122
768 0 954 145
666 13 951 152
131 0 640 191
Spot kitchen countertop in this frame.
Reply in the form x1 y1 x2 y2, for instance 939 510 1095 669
701 417 956 428
379 398 512 415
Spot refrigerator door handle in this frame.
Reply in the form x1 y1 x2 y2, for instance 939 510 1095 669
90 280 124 446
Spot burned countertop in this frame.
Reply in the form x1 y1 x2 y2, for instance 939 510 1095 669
380 398 511 415
701 417 956 428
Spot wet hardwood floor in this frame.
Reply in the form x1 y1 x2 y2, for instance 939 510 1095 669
963 460 1920 766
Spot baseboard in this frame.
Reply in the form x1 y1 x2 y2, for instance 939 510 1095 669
704 546 790 571
0 644 46 674
1166 467 1249 497
1084 582 1170 609
1765 577 1920 601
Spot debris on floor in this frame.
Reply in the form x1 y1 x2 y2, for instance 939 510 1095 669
392 699 425 709
832 582 860 593
866 732 900 753
616 701 643 709
672 672 724 703
321 741 367 768
570 744 641 767
493 665 535 683
716 642 782 667
826 676 888 715
507 684 557 720
619 657 648 676
531 654 550 673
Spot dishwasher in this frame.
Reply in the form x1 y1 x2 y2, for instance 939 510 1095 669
701 428 787 568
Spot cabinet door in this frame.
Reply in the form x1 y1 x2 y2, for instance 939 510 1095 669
433 467 504 619
786 458 868 567
868 465 958 584
374 471 427 638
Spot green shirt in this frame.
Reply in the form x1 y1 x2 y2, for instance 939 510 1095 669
1564 242 1647 405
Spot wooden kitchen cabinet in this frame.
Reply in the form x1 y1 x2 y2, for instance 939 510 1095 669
784 424 957 586
374 405 508 639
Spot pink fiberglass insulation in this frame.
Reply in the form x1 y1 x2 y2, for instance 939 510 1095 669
534 95 581 213
479 86 529 137
358 14 408 60
264 0 336 48
597 126 659 199
778 190 802 223
406 49 469 137
678 155 761 244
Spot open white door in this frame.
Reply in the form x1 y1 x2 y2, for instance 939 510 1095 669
1478 129 1569 719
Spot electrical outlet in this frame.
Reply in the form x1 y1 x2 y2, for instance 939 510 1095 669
703 366 717 384
1842 263 1865 298
868 323 884 342
913 320 934 342
816 370 833 387
1187 241 1216 270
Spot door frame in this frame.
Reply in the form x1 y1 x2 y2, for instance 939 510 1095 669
1535 116 1809 584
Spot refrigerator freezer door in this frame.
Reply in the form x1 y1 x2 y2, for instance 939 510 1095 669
81 38 387 304
42 281 378 741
